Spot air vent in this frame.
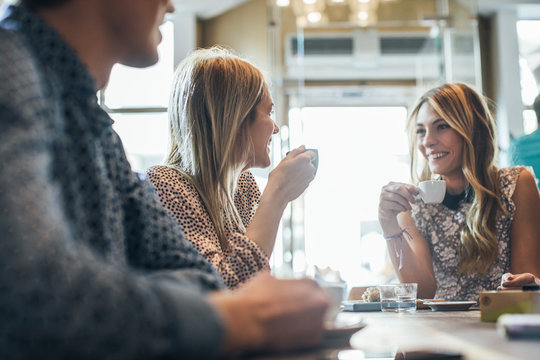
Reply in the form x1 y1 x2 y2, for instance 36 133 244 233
291 37 354 56
380 37 436 54
284 30 476 82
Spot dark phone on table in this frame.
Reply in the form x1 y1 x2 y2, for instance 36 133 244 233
394 350 463 360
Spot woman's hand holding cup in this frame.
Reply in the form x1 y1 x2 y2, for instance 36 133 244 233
378 181 419 233
378 179 446 231
247 146 316 255
267 145 316 204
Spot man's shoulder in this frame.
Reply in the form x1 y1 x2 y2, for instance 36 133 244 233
0 27 41 96
0 27 31 69
0 25 16 40
0 27 51 127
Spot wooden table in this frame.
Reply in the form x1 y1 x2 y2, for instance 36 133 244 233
244 310 540 360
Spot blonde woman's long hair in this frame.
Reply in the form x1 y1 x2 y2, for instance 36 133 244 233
166 47 265 250
407 83 504 275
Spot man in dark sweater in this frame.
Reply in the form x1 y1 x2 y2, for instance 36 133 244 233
0 0 328 358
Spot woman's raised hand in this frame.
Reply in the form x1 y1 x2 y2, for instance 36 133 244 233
267 145 316 204
247 146 316 255
378 182 419 233
498 272 540 290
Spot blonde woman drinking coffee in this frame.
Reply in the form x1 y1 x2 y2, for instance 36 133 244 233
378 83 540 300
147 47 316 288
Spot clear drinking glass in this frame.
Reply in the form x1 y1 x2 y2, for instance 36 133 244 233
378 283 417 313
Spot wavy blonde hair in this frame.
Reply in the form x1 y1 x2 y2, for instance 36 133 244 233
166 47 266 250
407 83 505 275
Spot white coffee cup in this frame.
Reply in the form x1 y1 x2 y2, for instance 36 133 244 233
418 180 446 204
321 284 345 327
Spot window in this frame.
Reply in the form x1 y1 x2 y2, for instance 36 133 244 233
285 106 409 287
517 20 540 135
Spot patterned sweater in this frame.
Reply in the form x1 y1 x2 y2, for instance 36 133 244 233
147 166 270 288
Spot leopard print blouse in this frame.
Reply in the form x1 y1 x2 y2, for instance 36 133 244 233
147 166 270 288
412 167 531 301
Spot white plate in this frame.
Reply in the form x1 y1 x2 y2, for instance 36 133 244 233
423 301 477 311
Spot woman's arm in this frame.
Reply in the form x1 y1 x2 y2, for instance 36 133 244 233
246 146 315 255
502 169 540 289
379 182 436 298
395 213 437 298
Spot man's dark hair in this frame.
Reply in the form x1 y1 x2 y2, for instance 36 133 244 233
20 0 72 9
534 94 540 124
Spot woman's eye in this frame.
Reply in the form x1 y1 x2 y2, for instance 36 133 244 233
438 123 450 130
416 128 425 136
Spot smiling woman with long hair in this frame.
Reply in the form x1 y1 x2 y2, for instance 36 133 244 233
147 47 316 288
378 83 540 300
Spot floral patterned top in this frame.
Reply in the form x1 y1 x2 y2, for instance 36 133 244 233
147 166 270 288
412 167 531 301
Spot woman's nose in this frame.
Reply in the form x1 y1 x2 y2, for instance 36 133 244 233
423 128 437 146
272 121 279 134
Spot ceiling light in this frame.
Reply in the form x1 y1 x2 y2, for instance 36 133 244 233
276 0 290 6
357 11 369 21
307 11 322 23
358 0 371 3
429 26 440 38
303 0 317 5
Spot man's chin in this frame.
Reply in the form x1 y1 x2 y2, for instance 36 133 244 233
120 51 159 68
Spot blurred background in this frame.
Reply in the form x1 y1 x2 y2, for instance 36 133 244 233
2 0 538 288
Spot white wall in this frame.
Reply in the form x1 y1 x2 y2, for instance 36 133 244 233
491 9 524 153
201 0 268 72
172 11 197 67
175 0 249 20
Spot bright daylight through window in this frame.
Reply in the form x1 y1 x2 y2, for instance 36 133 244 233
517 20 540 134
103 21 174 173
286 106 409 287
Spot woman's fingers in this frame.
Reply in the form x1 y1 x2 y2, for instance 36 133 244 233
391 182 419 203
379 182 417 213
383 182 418 202
379 198 411 213
269 147 315 202
501 272 513 284
286 145 306 157
500 272 538 289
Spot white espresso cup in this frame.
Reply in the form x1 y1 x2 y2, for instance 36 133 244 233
321 284 345 327
418 180 446 204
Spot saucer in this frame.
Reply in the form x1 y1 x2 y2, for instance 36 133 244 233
423 301 477 311
416 299 445 310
